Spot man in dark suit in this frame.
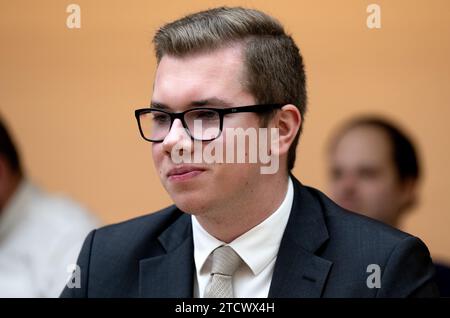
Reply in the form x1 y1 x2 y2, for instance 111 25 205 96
327 116 449 296
61 7 438 298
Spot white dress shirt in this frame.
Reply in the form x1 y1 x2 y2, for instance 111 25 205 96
0 179 98 297
192 177 294 298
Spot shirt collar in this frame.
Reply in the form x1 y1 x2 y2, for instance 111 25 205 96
192 176 294 276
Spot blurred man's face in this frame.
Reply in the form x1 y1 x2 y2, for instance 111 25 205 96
151 46 270 217
328 126 412 226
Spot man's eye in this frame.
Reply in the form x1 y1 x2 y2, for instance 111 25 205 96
195 111 218 120
359 169 378 179
331 168 342 181
152 114 169 123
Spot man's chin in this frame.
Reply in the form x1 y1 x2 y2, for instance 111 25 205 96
174 203 210 216
168 193 211 214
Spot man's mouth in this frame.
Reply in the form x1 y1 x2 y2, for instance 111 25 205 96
166 165 206 182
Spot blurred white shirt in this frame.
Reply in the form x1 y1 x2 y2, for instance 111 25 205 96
0 179 98 297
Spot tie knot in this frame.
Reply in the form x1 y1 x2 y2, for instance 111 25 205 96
210 245 242 276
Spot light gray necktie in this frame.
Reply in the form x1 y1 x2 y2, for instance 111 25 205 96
204 245 242 298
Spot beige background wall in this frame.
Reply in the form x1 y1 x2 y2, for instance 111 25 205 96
1 0 449 262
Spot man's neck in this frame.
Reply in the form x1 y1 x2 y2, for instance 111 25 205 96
195 174 290 243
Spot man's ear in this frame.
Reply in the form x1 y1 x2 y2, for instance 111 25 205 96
399 178 419 212
0 156 7 203
0 156 21 211
0 155 6 181
271 104 302 157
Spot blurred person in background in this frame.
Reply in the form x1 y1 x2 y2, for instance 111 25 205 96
0 114 98 297
327 116 450 297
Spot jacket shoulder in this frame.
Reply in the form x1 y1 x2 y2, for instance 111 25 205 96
92 205 187 258
303 186 437 297
96 205 181 237
60 205 187 297
306 185 411 244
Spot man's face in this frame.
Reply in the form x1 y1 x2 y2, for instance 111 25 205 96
328 126 412 225
151 46 268 216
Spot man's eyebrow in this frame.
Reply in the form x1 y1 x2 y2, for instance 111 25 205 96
189 98 233 107
150 98 233 110
150 101 169 110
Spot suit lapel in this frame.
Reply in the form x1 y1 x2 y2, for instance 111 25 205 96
139 212 195 298
138 176 333 298
269 176 333 298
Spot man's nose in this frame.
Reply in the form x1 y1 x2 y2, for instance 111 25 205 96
162 118 192 155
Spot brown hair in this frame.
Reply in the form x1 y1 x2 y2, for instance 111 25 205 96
153 6 307 171
0 114 22 175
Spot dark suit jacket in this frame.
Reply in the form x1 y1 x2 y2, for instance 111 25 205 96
61 177 438 297
435 262 450 297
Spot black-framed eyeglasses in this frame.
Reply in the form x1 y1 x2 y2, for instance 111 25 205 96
134 103 283 142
